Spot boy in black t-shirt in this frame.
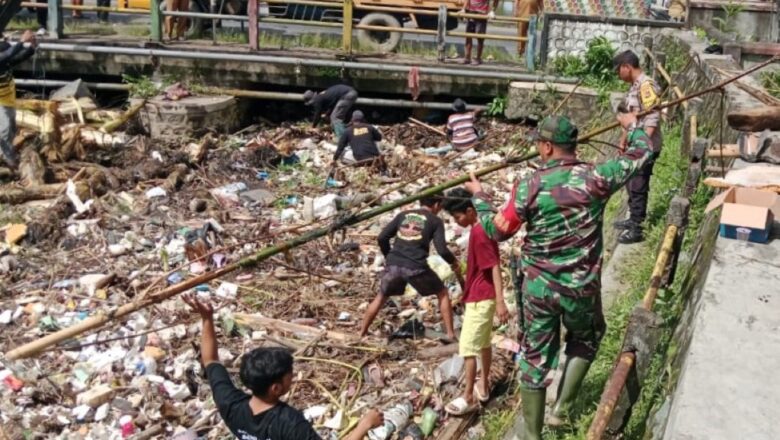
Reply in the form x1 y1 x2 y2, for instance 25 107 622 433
183 294 383 440
358 193 464 340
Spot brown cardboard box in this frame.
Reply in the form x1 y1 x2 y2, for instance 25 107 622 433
705 187 780 243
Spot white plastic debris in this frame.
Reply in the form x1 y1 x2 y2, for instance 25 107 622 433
94 403 110 421
324 409 344 430
163 380 191 401
313 194 338 220
280 208 297 222
303 404 328 422
71 404 92 421
66 179 94 213
145 186 167 199
79 274 107 296
338 312 351 321
216 282 238 299
0 309 12 324
210 182 248 205
108 243 128 256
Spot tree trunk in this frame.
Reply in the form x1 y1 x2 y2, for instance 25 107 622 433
727 106 780 132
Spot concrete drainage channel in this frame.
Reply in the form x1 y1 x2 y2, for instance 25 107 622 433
2 28 776 440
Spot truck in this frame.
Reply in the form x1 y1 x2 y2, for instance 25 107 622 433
120 0 466 52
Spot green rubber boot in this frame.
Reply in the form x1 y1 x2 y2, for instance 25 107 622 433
547 357 591 427
520 387 545 440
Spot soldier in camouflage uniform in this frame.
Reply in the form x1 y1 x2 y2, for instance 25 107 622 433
464 113 653 439
613 49 663 244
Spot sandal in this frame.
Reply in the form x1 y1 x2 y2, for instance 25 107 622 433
445 397 480 416
475 384 490 403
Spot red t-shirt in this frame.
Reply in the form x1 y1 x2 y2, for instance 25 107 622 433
463 224 500 303
466 0 490 13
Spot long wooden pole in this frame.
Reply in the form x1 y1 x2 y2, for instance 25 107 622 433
5 56 777 361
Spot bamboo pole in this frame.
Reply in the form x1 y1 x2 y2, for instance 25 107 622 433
5 57 777 361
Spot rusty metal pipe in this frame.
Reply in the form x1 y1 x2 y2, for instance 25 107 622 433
587 352 636 440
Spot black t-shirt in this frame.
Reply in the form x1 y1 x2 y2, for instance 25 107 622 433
206 363 321 440
308 84 355 126
378 209 456 270
334 122 382 162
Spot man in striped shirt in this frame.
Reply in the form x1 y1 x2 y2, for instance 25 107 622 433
446 99 481 151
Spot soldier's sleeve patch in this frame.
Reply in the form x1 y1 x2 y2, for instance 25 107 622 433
639 81 659 109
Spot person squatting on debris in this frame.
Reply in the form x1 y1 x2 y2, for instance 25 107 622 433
464 113 653 439
182 294 385 440
460 0 499 65
614 49 663 244
303 84 358 138
447 98 482 151
0 30 37 169
333 110 383 167
442 188 509 416
359 193 464 340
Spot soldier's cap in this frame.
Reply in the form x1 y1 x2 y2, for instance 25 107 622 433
351 110 365 122
528 115 579 146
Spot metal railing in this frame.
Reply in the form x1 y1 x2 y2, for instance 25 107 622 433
20 0 536 68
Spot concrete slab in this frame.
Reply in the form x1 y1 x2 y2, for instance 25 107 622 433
662 235 780 440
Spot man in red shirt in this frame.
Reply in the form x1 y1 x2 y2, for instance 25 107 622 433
443 188 509 415
461 0 500 65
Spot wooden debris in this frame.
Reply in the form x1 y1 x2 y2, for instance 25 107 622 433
0 181 88 204
3 223 27 245
706 144 740 158
100 100 146 134
18 146 47 187
234 313 352 343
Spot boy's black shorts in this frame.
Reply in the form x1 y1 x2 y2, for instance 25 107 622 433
380 265 446 297
466 18 488 35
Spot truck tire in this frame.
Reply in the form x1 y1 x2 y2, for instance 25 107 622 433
356 13 402 53
185 0 205 39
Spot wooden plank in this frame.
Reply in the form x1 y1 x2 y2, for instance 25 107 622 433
233 313 351 342
706 144 740 158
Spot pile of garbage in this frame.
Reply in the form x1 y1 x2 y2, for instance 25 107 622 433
0 92 532 439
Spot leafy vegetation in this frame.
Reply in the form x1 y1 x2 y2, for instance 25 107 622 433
486 95 508 117
760 70 780 99
713 0 744 35
549 37 628 111
122 74 159 99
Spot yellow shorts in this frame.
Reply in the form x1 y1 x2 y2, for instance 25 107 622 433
459 299 496 357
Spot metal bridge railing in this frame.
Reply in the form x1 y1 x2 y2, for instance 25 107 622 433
19 0 536 69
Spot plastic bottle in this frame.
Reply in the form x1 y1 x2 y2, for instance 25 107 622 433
368 401 413 440
420 407 438 437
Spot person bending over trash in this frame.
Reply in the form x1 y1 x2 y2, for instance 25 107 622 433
183 294 384 440
333 110 383 167
359 193 464 341
0 30 37 170
303 84 358 138
442 188 509 416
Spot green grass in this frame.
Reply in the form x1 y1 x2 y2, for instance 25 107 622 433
121 25 151 37
6 16 37 31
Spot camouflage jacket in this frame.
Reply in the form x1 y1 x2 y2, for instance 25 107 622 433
473 129 654 298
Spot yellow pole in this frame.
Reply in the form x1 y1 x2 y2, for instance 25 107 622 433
343 0 353 55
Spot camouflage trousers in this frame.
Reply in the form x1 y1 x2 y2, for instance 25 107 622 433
518 277 606 389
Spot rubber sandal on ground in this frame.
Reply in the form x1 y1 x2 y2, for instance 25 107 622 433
445 397 479 416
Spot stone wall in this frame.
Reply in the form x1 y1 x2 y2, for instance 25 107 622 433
644 29 774 439
505 81 623 127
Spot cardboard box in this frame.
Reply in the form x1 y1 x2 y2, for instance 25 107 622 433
705 187 780 243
